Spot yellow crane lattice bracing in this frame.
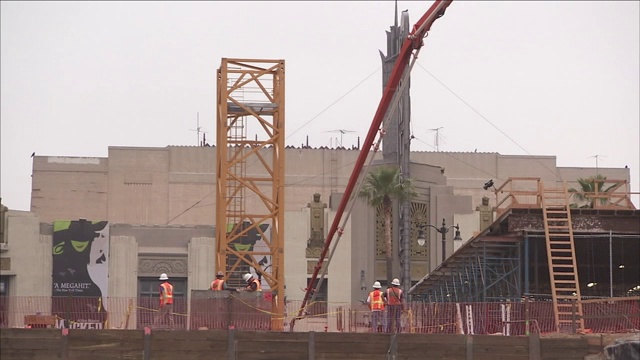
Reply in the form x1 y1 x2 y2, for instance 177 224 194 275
215 58 285 330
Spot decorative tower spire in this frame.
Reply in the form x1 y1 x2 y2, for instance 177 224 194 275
394 0 398 29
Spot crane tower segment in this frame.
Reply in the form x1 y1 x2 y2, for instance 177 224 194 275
216 58 285 328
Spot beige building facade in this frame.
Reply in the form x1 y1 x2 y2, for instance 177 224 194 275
0 146 631 327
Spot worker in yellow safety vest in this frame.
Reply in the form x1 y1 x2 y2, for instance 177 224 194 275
366 281 385 332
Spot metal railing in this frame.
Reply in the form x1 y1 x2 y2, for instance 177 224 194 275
1 295 637 335
494 177 637 214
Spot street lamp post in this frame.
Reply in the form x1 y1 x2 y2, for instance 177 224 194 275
417 218 462 263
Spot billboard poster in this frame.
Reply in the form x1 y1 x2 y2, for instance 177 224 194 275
52 220 109 329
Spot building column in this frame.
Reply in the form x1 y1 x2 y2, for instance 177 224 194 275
188 236 215 292
187 236 215 330
108 235 138 329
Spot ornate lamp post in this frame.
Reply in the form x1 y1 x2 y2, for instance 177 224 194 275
417 218 462 263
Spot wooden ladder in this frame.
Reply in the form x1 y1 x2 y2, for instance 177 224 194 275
540 181 584 333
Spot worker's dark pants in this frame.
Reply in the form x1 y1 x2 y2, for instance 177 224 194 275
386 305 402 333
370 310 385 332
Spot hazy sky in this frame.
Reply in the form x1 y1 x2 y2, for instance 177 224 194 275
1 1 639 211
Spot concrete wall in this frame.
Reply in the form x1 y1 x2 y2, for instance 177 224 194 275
1 209 349 306
30 156 108 220
18 146 633 310
0 211 51 327
108 147 170 224
31 147 631 226
0 328 597 360
0 211 51 297
283 209 353 303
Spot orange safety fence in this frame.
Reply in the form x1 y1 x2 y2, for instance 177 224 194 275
0 295 637 334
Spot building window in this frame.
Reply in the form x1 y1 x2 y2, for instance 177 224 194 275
0 276 8 328
137 277 187 329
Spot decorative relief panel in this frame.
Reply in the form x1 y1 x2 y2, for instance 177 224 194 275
306 247 322 258
307 260 327 275
138 257 187 277
411 262 428 279
375 202 429 259
411 202 429 258
375 260 386 279
0 257 10 271
375 205 389 259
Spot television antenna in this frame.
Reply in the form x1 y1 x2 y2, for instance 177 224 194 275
428 127 444 151
588 154 607 177
189 112 208 146
325 129 356 147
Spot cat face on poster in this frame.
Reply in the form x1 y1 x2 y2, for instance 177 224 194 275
87 225 109 309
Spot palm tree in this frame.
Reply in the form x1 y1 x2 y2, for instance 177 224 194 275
569 175 616 208
358 166 418 287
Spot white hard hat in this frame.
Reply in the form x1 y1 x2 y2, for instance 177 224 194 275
243 273 252 282
159 273 169 280
391 278 400 286
373 281 381 289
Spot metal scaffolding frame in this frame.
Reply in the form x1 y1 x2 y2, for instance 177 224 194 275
413 235 523 303
411 232 640 303
411 177 639 303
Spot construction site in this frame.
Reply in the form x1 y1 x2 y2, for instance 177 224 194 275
1 0 639 359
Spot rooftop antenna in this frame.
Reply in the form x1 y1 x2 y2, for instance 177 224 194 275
189 112 208 146
325 129 356 148
589 154 607 177
428 127 444 152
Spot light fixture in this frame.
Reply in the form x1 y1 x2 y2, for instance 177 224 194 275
618 264 625 269
417 229 426 247
587 282 597 288
415 220 463 263
483 179 495 191
453 227 462 241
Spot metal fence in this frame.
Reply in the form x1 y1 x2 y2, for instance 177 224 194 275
1 295 638 335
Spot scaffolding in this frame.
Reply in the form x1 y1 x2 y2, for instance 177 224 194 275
411 178 640 310
215 58 286 330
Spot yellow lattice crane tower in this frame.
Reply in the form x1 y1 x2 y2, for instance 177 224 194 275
215 58 285 330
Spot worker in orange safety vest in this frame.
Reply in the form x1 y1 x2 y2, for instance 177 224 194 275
211 271 237 291
241 273 262 292
382 278 405 333
366 281 386 332
153 273 175 329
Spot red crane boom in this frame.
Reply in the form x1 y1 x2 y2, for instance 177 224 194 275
291 0 453 331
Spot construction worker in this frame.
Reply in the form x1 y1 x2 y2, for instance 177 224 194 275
242 273 262 292
153 273 175 329
211 271 237 291
366 281 385 332
382 278 405 333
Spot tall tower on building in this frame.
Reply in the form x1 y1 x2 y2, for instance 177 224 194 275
379 3 413 294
